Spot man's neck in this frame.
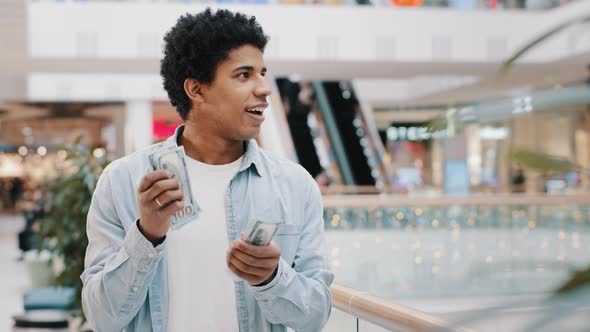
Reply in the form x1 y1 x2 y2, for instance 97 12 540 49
180 125 244 165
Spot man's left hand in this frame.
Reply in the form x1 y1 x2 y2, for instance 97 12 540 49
226 240 280 286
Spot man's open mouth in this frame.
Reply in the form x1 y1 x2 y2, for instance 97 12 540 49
245 108 264 115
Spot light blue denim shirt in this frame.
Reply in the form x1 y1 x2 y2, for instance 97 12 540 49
81 125 334 332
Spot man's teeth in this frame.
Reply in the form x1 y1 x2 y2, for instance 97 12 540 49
246 108 264 114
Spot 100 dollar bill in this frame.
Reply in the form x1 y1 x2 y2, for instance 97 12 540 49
149 145 199 230
241 220 278 246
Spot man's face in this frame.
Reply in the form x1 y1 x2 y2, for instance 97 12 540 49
197 44 271 141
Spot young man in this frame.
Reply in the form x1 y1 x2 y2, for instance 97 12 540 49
81 9 334 332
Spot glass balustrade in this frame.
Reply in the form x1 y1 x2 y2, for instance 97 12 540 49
322 196 590 331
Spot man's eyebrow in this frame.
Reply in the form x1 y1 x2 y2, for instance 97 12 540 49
232 66 254 72
232 66 267 72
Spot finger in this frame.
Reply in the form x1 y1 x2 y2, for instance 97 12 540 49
229 256 268 277
231 248 277 269
228 260 263 281
138 170 171 192
145 179 181 201
234 240 280 258
158 199 184 216
154 189 184 208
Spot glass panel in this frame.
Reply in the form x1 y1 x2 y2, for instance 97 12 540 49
358 319 400 332
325 202 590 328
323 308 359 332
326 203 590 296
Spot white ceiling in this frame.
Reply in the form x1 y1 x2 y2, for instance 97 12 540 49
0 0 588 115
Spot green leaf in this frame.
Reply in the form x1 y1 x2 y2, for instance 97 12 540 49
501 15 590 71
509 149 577 173
554 266 590 295
84 173 96 193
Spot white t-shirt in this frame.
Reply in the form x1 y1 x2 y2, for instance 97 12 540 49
166 155 243 331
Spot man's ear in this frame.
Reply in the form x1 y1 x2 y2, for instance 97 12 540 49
184 78 205 104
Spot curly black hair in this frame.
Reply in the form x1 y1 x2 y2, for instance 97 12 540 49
160 8 269 120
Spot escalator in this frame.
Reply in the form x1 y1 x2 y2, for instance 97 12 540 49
274 78 393 188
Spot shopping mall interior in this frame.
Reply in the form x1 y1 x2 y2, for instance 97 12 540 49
1 0 589 331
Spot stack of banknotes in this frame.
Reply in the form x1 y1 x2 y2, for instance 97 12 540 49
148 145 199 230
240 220 278 246
147 143 278 243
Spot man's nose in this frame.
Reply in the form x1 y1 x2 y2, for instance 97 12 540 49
255 76 272 97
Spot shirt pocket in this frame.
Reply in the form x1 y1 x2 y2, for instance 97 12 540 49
274 223 301 266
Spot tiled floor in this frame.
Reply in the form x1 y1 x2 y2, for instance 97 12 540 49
0 213 28 330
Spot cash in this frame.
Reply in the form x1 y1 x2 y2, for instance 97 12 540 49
148 145 199 230
241 221 278 246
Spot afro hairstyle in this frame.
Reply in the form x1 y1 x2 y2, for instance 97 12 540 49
160 8 269 120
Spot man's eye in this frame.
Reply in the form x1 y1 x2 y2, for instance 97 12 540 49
238 72 250 79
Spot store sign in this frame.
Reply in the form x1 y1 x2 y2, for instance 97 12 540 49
391 0 424 6
387 126 431 141
479 127 508 140
153 119 182 141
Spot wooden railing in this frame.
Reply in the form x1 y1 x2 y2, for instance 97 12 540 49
330 284 475 332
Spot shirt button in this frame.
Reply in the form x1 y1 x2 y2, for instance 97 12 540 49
132 287 139 293
148 252 155 258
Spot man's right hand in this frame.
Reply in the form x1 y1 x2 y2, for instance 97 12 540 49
137 170 184 242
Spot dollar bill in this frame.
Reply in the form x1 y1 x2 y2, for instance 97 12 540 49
241 220 278 246
149 145 199 230
147 143 179 170
146 141 175 168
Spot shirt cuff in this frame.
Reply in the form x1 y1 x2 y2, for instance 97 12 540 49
249 257 288 294
123 219 166 273
136 219 167 247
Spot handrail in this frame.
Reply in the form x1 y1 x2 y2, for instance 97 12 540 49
321 185 385 195
330 284 476 332
323 193 590 208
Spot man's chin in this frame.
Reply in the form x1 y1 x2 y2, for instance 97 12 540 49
236 129 260 142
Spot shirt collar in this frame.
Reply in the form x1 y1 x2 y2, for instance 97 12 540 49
167 124 264 178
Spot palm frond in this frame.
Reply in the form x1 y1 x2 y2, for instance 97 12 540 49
509 148 577 173
555 266 590 295
501 15 590 71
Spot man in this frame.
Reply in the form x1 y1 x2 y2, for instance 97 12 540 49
81 9 334 332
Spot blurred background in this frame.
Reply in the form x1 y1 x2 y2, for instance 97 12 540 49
1 0 589 331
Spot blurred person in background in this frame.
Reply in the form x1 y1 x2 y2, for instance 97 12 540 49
0 178 6 209
512 167 527 193
282 80 325 180
9 177 24 209
81 8 333 332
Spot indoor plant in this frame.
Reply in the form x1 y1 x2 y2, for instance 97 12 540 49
36 139 109 312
